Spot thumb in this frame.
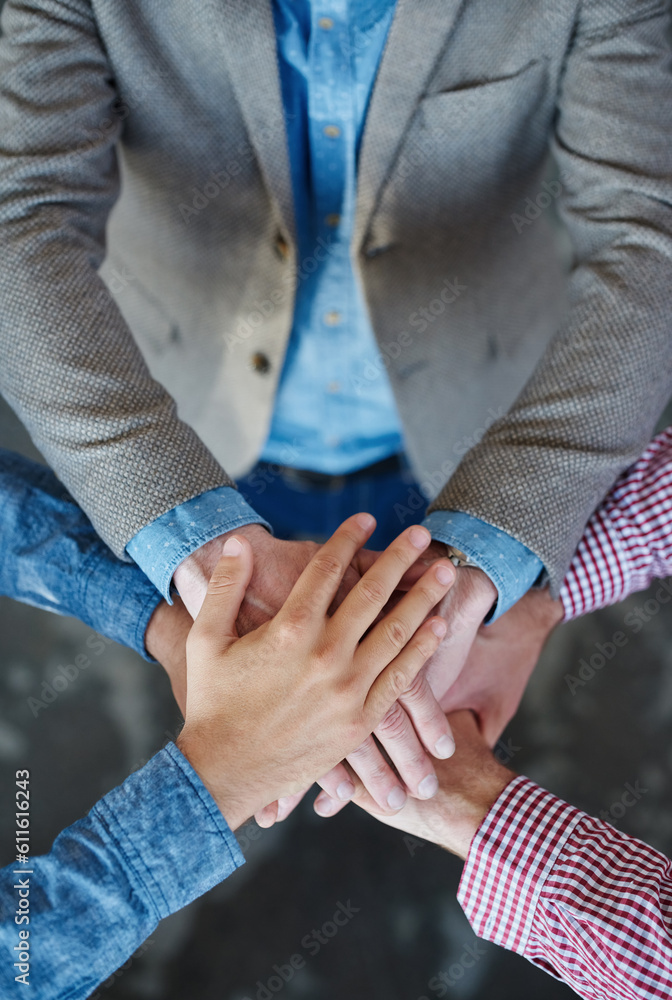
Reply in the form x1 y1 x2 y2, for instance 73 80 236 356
192 536 254 651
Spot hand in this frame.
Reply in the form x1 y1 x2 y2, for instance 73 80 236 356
144 597 191 715
351 710 515 859
177 515 457 830
308 549 495 821
437 586 564 745
385 541 563 743
173 523 372 623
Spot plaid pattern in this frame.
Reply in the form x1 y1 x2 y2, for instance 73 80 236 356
560 427 672 619
459 776 672 1000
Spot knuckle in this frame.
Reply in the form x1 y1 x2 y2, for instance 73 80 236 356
358 577 387 608
375 703 409 742
388 666 410 698
382 616 409 650
334 673 359 700
338 526 363 547
206 575 237 598
400 670 427 703
311 553 344 580
274 613 310 644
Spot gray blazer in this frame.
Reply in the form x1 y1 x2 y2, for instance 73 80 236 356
1 0 671 592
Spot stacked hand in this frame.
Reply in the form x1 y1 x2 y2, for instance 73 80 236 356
171 514 457 830
172 522 461 820
353 710 516 860
151 522 561 827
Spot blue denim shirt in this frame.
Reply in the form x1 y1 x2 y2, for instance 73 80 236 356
127 0 542 620
0 744 244 999
0 449 244 997
0 449 162 659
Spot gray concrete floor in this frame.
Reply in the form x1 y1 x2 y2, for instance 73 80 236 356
1 393 671 1000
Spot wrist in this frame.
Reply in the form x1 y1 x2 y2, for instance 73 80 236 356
145 598 191 714
173 523 270 617
177 726 259 831
435 765 516 859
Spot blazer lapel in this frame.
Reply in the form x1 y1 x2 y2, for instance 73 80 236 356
206 0 296 244
353 0 467 251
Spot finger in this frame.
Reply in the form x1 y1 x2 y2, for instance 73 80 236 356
275 789 309 822
365 617 448 723
315 762 356 805
345 736 408 813
255 801 279 828
330 525 434 643
373 701 440 800
313 790 350 818
351 545 382 577
355 561 455 685
280 513 376 625
397 670 456 760
423 572 497 705
190 536 254 653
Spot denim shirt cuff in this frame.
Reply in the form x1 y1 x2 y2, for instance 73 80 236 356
93 742 245 921
126 487 272 600
422 511 544 622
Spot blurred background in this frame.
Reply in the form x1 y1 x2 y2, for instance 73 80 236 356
1 3 672 997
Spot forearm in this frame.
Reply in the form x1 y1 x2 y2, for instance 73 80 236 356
459 776 672 1000
0 0 231 558
429 4 672 594
0 450 162 659
0 745 244 999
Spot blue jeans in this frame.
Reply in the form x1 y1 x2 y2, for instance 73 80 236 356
237 456 424 550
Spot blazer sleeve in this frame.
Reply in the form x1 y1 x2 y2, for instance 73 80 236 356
0 0 233 559
428 0 672 594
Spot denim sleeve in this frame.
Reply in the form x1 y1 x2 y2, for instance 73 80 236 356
126 486 272 601
0 449 163 659
0 743 244 1000
422 510 543 621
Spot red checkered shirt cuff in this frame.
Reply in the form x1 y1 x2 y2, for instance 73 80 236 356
559 426 672 621
457 775 582 955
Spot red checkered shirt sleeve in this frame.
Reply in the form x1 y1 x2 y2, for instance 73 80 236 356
458 775 672 1000
559 426 672 620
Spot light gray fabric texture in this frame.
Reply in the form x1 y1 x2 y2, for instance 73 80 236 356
0 0 671 594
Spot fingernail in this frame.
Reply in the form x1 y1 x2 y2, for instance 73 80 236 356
434 735 455 759
222 536 243 557
387 786 406 810
356 513 375 531
431 619 447 638
409 526 430 550
336 780 355 801
315 795 337 817
435 564 454 586
418 774 439 799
